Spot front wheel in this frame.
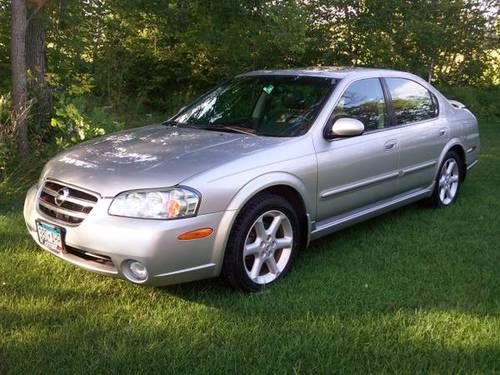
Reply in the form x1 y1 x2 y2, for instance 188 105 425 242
430 151 462 207
222 194 300 292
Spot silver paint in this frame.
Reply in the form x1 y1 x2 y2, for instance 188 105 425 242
24 67 480 286
331 117 365 137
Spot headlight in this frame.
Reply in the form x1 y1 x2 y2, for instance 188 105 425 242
108 187 200 219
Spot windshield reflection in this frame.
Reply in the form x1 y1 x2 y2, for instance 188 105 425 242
175 76 335 137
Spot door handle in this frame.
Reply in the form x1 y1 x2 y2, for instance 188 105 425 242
384 140 398 151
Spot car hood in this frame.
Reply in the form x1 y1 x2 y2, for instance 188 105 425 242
41 124 283 197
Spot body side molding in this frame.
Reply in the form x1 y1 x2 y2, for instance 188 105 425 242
320 170 399 199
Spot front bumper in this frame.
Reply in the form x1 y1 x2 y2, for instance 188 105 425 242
23 184 229 286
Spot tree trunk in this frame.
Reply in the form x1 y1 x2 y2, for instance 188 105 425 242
428 57 434 83
11 0 29 158
26 1 51 132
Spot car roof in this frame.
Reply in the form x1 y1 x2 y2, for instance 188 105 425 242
238 66 412 80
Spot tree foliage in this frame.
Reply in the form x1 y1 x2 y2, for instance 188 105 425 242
0 0 498 160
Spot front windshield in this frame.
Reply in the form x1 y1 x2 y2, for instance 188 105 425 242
174 75 335 137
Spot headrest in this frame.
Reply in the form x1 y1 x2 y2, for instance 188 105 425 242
281 92 307 110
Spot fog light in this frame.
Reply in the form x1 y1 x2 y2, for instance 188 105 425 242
122 260 149 283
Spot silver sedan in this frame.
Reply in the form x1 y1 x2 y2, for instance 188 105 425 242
24 67 480 291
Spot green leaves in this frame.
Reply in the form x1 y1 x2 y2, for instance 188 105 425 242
50 94 121 149
2 0 498 109
0 0 498 167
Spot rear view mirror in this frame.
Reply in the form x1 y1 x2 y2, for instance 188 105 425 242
326 117 365 139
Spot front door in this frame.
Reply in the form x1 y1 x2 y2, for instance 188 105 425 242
314 78 400 222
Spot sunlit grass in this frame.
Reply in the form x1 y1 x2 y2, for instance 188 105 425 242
0 121 499 373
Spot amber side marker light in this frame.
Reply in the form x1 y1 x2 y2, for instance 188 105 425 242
177 228 214 240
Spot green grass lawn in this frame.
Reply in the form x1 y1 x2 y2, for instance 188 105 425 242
1 121 499 374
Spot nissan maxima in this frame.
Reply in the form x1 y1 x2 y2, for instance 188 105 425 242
24 67 480 292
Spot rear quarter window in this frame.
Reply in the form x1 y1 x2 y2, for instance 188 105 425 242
386 78 439 125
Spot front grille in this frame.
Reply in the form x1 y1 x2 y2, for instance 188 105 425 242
38 181 98 225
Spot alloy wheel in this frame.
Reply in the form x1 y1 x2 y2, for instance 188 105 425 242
438 158 460 205
243 210 293 285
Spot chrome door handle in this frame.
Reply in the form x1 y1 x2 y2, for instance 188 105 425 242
384 141 398 151
439 128 448 136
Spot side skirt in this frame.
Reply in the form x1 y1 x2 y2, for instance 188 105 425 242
310 187 433 241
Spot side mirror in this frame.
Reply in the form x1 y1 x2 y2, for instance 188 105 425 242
326 117 365 139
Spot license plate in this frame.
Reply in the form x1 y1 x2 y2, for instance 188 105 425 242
36 221 65 253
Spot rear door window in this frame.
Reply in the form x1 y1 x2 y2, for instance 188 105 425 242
385 78 438 125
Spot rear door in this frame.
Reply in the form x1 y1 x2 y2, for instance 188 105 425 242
314 78 400 222
383 78 448 193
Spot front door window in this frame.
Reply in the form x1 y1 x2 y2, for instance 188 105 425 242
331 78 388 132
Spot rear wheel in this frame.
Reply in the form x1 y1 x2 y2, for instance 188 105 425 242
430 150 462 207
222 194 300 292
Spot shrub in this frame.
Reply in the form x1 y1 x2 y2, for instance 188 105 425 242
50 94 124 149
438 86 500 121
0 93 16 174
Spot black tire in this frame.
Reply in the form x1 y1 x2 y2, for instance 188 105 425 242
429 150 463 208
221 193 301 292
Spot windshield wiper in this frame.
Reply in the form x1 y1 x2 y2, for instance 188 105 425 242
163 121 256 136
201 125 257 136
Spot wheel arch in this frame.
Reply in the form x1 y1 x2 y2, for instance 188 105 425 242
252 185 309 249
434 139 467 182
211 173 313 275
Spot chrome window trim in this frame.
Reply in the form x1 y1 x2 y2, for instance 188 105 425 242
323 75 443 142
328 116 442 142
325 77 389 135
383 76 440 126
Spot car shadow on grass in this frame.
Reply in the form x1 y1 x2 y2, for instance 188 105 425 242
157 196 499 317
